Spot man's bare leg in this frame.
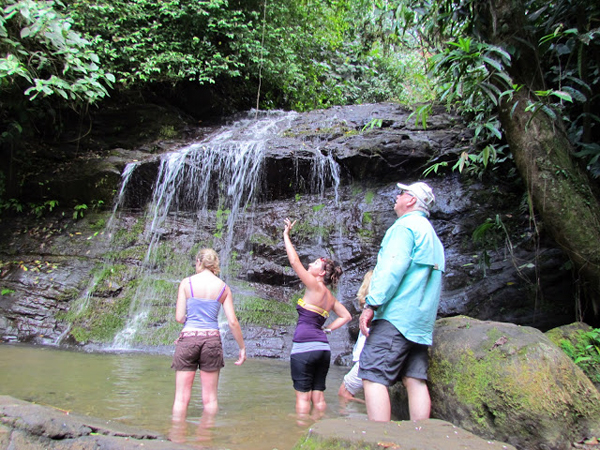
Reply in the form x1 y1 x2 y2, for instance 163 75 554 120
402 376 430 421
363 379 391 421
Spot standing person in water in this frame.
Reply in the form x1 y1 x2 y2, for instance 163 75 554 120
283 218 352 417
338 270 373 403
359 181 444 422
171 248 246 422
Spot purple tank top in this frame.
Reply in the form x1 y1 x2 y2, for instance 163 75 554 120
293 304 328 344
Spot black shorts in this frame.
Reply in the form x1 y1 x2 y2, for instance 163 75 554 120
171 334 224 372
358 319 429 386
290 350 331 392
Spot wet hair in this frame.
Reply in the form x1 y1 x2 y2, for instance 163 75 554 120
321 257 343 288
196 248 220 275
356 270 373 308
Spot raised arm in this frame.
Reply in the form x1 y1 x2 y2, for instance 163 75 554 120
221 285 246 366
283 218 320 291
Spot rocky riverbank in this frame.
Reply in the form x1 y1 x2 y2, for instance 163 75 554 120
0 395 518 450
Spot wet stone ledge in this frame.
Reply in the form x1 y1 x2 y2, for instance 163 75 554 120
0 395 189 450
298 417 517 450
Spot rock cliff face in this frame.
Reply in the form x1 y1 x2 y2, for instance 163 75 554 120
0 102 579 357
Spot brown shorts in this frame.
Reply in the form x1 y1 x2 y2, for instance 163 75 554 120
171 333 224 372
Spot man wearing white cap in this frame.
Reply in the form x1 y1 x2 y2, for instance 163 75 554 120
358 181 445 422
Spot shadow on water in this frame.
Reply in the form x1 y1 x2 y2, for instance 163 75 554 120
0 344 367 449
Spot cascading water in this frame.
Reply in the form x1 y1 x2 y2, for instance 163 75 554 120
103 110 342 349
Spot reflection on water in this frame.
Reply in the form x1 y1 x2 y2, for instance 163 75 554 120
0 344 367 449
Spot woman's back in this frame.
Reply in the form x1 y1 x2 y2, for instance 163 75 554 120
183 271 226 330
186 271 225 300
302 286 335 312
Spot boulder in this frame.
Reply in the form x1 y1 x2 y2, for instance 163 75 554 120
418 316 600 450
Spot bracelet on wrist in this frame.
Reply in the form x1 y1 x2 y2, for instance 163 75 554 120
363 304 378 311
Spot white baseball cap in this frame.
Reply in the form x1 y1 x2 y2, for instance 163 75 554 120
396 181 436 208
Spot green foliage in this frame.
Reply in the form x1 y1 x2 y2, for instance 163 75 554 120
89 218 106 231
293 437 354 450
471 215 507 275
400 0 600 179
68 0 251 87
428 37 512 173
67 294 132 343
73 203 87 220
235 296 296 327
0 198 59 217
0 0 115 156
0 0 116 212
214 208 231 239
0 0 114 103
361 118 383 133
559 328 600 384
1 288 15 295
408 103 432 129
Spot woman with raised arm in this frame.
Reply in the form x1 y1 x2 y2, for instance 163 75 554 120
171 248 246 422
283 218 351 418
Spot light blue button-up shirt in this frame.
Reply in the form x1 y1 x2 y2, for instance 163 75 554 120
366 210 445 345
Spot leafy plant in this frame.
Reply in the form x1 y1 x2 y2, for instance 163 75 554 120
559 328 600 384
361 118 383 133
397 0 600 180
73 203 88 220
408 103 432 129
31 200 59 218
471 215 507 275
213 208 231 239
0 0 115 103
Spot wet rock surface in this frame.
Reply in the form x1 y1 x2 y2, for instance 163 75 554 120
0 103 580 351
0 394 518 450
0 395 189 449
301 417 517 450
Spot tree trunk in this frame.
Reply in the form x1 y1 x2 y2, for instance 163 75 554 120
498 90 600 317
486 0 600 319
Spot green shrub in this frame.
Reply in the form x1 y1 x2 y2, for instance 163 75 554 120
559 328 600 384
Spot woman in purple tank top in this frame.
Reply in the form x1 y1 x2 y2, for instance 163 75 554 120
283 218 351 419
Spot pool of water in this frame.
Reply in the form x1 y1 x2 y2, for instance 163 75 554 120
0 344 367 449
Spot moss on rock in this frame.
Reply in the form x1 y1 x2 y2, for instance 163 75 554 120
428 316 600 450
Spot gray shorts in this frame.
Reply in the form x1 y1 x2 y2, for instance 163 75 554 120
358 319 429 386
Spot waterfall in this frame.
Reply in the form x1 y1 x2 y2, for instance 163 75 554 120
99 110 340 349
106 161 139 235
311 147 341 205
54 110 347 350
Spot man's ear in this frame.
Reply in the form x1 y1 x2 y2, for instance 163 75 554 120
407 195 418 207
